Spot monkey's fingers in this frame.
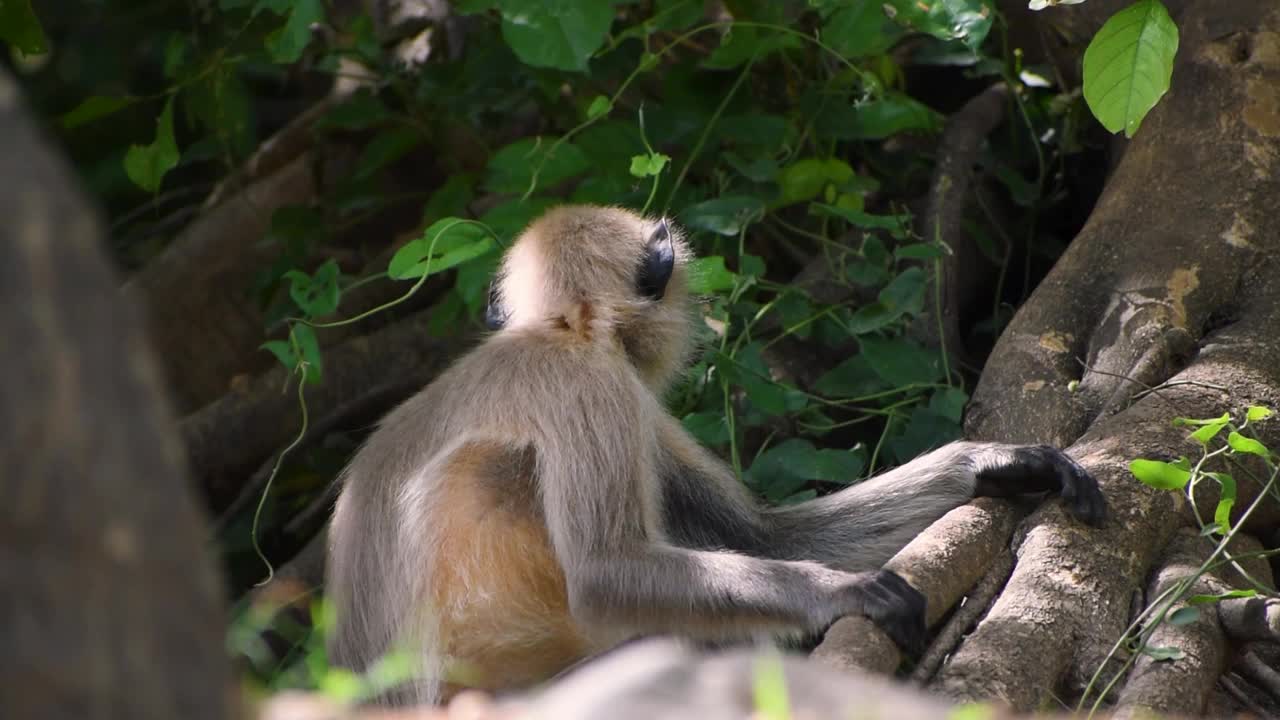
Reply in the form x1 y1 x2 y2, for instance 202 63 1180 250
974 445 1108 527
855 570 928 657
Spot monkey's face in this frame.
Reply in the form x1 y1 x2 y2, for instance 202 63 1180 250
489 205 695 389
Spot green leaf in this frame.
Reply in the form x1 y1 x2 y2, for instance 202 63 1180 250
683 411 731 446
355 128 423 179
1167 607 1199 626
261 339 297 370
930 387 969 423
1188 420 1228 445
811 203 911 234
846 93 944 139
822 0 903 59
846 302 899 335
1207 471 1235 534
718 345 806 418
494 0 613 72
388 219 495 280
1129 458 1191 490
688 256 737 294
775 158 856 208
0 0 47 55
285 259 342 317
292 323 323 384
1227 431 1270 457
882 0 994 51
265 0 324 63
1187 589 1257 605
704 26 800 69
860 337 942 387
61 96 133 129
1082 0 1179 138
422 174 476 226
486 137 591 193
895 243 946 260
124 98 180 192
814 355 885 398
629 152 670 178
649 0 702 31
681 197 765 236
745 439 862 499
586 94 612 120
1247 406 1273 422
879 267 927 315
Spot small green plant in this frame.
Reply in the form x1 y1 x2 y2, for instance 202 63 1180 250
1078 405 1278 715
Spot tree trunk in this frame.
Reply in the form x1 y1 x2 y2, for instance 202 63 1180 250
928 1 1280 714
0 69 231 720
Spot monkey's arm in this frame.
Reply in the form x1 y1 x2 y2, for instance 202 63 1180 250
538 358 924 649
761 442 1106 572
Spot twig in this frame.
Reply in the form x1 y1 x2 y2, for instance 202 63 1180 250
1239 651 1280 706
1220 672 1273 719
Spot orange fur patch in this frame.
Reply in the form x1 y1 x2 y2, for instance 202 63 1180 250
428 442 592 698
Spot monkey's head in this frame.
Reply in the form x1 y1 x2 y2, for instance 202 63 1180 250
488 204 695 390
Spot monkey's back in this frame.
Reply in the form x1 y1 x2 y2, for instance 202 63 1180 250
327 329 635 703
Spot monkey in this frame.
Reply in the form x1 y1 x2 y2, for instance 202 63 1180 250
325 205 1107 706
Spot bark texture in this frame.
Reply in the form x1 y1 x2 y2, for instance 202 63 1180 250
0 69 230 719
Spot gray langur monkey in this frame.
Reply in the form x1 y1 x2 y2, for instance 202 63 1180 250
325 205 1106 705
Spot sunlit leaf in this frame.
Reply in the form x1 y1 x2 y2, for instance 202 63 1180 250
1082 0 1178 137
124 97 179 192
1129 458 1190 490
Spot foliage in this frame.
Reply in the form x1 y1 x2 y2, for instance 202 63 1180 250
1080 406 1280 714
10 0 1111 696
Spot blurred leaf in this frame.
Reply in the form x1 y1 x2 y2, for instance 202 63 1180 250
683 411 731 446
486 137 591 193
61 96 133 129
292 323 323 384
776 158 855 207
285 259 341 317
319 91 392 130
0 0 47 55
1167 607 1199 626
882 0 994 51
878 267 926 316
124 98 180 192
705 26 800 69
265 0 323 63
586 94 612 119
814 355 884 398
688 256 738 294
494 0 613 72
422 174 476 226
846 93 944 139
860 337 942 386
355 128 423 179
479 197 558 238
823 0 903 58
682 196 765 236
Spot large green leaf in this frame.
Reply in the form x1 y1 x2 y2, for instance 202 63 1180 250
1082 0 1179 137
494 0 613 72
822 0 903 59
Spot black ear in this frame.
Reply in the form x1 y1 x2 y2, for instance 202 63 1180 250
636 219 675 300
484 280 507 330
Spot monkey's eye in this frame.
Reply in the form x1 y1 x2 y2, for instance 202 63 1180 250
636 218 675 301
484 280 507 330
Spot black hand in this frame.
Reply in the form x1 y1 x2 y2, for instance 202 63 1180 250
974 445 1108 527
858 569 927 657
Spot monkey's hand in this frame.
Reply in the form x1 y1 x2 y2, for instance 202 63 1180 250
838 570 927 656
973 444 1107 527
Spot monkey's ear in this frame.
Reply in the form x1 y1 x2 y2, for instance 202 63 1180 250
484 280 507 330
636 219 675 300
